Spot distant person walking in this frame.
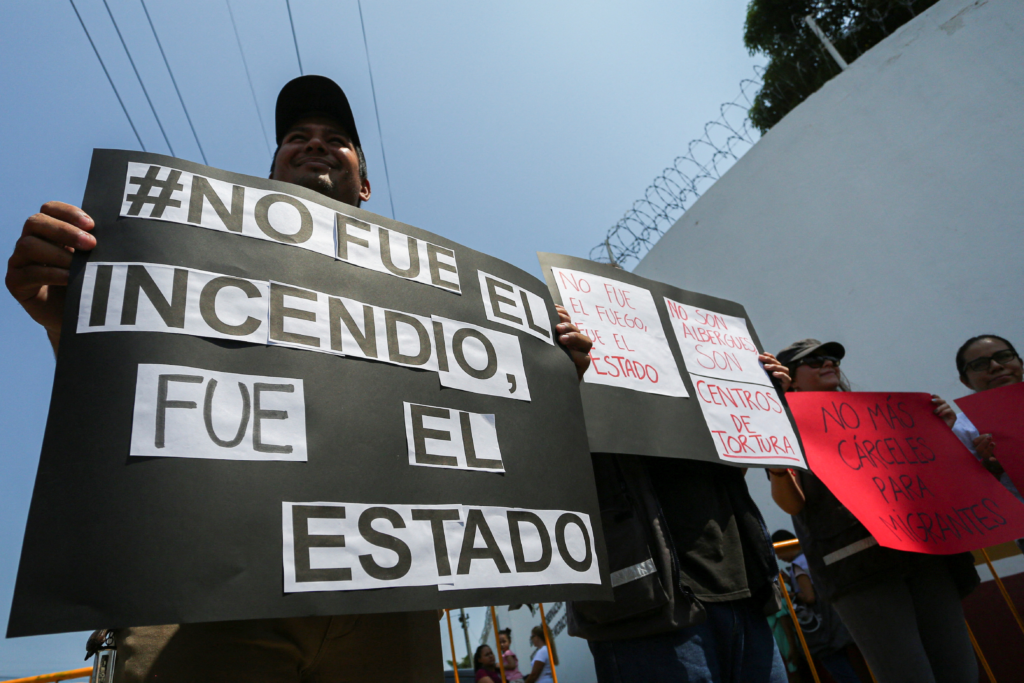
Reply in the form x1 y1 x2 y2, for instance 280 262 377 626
768 339 980 683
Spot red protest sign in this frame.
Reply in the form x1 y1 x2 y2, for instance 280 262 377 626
788 392 1024 554
956 383 1024 493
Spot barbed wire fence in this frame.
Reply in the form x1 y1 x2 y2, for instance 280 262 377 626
587 70 764 269
590 0 935 270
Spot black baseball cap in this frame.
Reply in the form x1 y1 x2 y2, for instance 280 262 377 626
776 339 846 368
275 75 361 148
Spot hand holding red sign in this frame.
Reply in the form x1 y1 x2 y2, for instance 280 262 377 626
956 382 1024 492
788 392 1024 554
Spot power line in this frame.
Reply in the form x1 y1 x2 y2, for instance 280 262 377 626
69 0 145 151
286 0 303 75
358 0 396 220
101 0 175 156
226 0 272 156
139 0 208 164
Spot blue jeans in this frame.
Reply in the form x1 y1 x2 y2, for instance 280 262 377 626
588 598 788 683
818 648 865 683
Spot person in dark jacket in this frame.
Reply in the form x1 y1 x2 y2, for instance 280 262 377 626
768 339 980 683
568 353 793 683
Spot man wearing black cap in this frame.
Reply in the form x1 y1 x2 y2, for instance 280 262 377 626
6 75 595 682
271 75 372 210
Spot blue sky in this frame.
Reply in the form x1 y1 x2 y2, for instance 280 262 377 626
0 0 762 675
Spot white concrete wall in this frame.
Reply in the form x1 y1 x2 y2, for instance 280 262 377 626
635 0 1024 536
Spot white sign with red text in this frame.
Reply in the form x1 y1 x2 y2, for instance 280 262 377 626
551 268 687 398
692 375 806 467
664 299 772 387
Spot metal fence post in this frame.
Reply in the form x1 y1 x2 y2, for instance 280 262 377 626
979 547 1024 637
445 609 461 683
490 606 507 683
778 570 821 683
538 602 560 683
966 620 998 683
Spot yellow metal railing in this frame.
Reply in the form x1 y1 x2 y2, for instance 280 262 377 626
967 621 998 683
777 570 823 683
1 668 92 683
978 546 1024 637
538 602 559 683
490 605 507 683
445 608 462 683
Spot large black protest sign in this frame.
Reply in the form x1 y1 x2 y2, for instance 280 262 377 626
539 253 806 469
8 151 608 638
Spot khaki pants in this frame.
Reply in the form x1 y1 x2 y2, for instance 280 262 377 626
112 611 442 683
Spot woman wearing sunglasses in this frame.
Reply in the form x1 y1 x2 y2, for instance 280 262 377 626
766 339 979 683
952 335 1024 516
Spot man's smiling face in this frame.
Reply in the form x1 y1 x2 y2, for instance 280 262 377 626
271 115 370 207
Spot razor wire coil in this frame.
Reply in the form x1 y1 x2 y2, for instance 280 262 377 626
590 0 935 269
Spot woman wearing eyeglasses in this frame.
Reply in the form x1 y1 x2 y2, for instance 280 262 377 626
766 339 979 683
952 335 1024 511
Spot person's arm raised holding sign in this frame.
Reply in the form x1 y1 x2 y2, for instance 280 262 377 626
953 335 1023 480
6 201 97 354
759 351 791 392
951 335 1024 554
769 338 981 683
544 257 798 682
6 75 445 682
6 72 600 681
767 347 954 509
6 74 599 683
555 303 591 381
